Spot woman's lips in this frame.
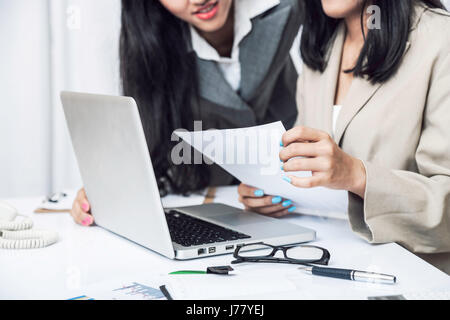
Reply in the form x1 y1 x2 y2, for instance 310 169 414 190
194 1 219 21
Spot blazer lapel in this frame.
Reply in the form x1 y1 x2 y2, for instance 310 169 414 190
239 5 292 101
333 39 412 145
333 77 384 145
322 23 346 134
196 58 250 111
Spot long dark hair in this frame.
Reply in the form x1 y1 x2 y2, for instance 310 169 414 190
120 0 209 195
300 0 446 83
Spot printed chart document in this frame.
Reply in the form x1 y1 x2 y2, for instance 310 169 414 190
175 122 348 219
68 277 167 300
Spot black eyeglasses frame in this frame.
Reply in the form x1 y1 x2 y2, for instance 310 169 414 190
232 242 331 266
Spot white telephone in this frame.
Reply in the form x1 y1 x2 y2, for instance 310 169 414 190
0 201 58 249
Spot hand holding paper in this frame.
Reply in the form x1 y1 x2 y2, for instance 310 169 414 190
174 122 349 219
280 126 367 199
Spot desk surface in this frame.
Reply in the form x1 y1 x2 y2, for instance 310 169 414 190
1 186 449 300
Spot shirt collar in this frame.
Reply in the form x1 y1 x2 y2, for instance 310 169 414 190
190 0 280 63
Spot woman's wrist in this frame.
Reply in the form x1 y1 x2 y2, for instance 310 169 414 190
349 158 367 199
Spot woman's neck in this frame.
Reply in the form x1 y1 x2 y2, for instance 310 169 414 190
195 4 235 58
334 8 370 105
344 8 368 46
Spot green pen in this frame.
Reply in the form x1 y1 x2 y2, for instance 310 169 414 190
169 266 233 275
169 270 207 275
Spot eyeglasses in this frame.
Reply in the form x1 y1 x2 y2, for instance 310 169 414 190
232 242 330 266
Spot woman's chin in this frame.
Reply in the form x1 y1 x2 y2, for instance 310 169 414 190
321 0 364 20
192 18 228 33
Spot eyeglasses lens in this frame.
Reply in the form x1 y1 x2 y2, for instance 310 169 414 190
285 246 324 261
238 244 274 258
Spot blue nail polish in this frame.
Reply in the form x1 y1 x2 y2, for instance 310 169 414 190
280 164 284 171
254 190 264 197
272 196 282 204
280 140 284 147
283 176 292 184
282 200 292 207
288 206 297 213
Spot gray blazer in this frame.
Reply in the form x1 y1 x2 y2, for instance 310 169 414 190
189 0 302 185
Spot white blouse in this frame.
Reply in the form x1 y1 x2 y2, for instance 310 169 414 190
332 105 343 136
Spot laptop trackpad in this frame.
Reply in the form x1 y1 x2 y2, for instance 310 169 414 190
211 214 268 227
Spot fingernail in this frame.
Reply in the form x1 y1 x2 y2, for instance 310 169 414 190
82 216 92 226
280 164 284 171
280 140 284 147
283 176 292 184
282 200 292 207
288 206 297 213
272 196 282 204
254 190 264 197
81 202 89 212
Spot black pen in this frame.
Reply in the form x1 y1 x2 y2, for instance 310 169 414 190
299 266 396 285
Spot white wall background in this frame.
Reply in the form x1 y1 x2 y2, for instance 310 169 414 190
0 0 52 198
0 0 449 198
0 0 121 198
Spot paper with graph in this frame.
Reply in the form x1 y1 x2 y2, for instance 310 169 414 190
174 122 349 219
68 278 166 300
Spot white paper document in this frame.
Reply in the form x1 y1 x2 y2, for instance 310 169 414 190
165 274 298 300
36 190 77 211
175 122 349 219
161 190 206 208
35 190 206 212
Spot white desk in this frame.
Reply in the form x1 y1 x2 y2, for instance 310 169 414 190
1 186 449 300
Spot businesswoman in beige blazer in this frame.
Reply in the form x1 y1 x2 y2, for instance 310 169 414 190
239 0 450 273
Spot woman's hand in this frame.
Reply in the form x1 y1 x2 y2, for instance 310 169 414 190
280 126 367 198
70 188 94 226
238 184 296 218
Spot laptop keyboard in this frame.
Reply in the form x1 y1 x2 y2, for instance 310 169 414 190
165 210 251 247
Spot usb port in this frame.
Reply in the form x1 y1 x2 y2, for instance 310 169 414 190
226 245 234 251
208 247 216 254
198 248 206 255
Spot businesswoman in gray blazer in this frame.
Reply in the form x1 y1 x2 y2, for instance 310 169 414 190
239 0 450 273
71 0 301 226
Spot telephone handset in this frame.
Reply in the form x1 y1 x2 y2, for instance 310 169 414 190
0 202 58 249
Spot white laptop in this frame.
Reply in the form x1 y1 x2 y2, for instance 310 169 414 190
61 91 316 260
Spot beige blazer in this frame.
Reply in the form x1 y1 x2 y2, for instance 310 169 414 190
296 4 450 274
